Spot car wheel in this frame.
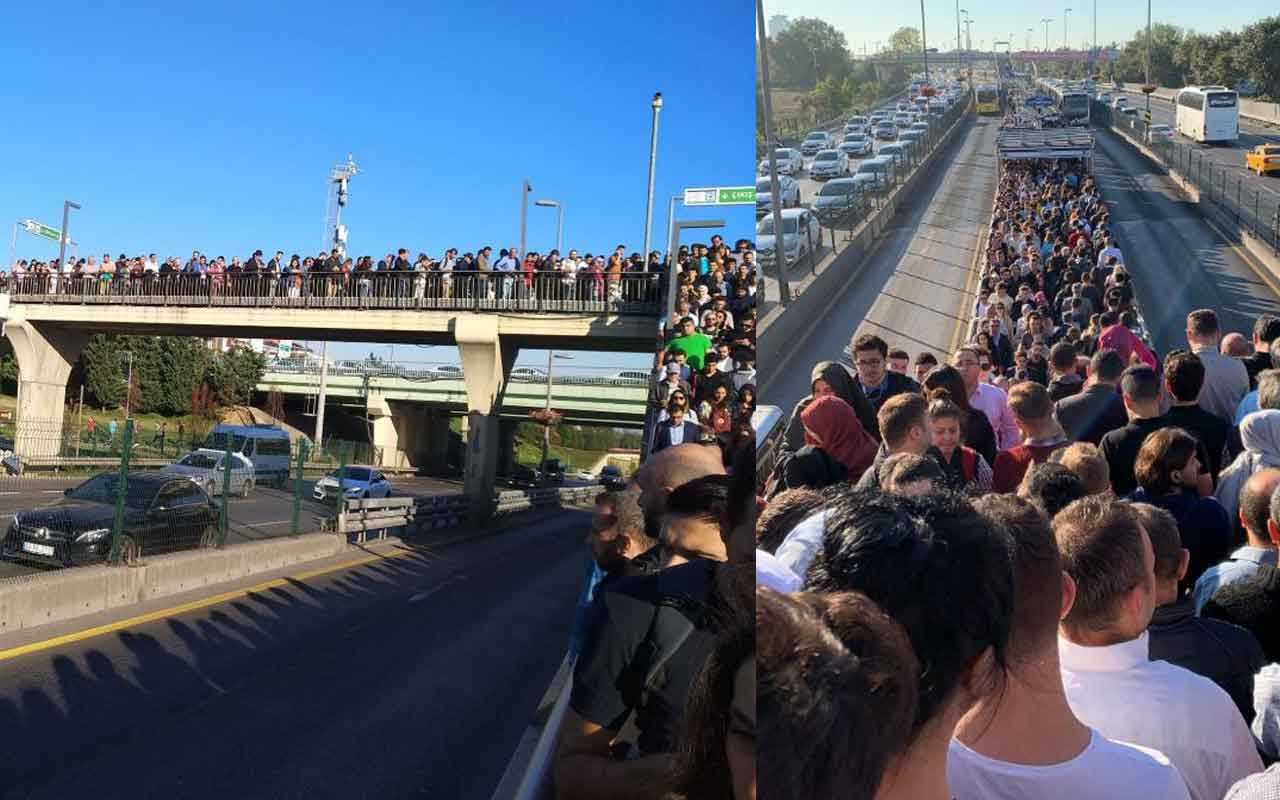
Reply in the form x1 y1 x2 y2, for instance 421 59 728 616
118 535 140 566
200 526 218 549
240 479 253 499
205 480 216 497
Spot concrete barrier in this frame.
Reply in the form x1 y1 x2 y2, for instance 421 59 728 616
760 106 977 370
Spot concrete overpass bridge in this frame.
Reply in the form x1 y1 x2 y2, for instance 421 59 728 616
0 272 661 517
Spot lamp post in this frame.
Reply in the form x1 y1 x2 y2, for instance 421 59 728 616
1145 0 1153 120
756 0 791 306
642 92 662 280
534 199 563 253
121 351 134 420
955 0 962 71
919 0 929 82
539 352 574 476
1041 18 1053 52
58 200 80 273
520 179 531 262
1064 8 1071 51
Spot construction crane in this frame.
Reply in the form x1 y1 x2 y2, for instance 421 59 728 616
322 153 358 258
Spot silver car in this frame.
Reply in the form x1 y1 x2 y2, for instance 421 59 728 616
162 449 256 498
808 149 850 180
756 175 800 216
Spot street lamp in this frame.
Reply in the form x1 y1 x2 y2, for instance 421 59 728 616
520 179 532 261
1145 0 1152 119
1064 8 1071 51
756 0 791 307
919 0 929 82
1041 18 1053 52
539 351 574 476
641 92 662 283
534 199 563 253
121 351 134 420
58 200 80 273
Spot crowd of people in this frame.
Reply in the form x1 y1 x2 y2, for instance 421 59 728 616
757 147 1280 798
648 238 757 454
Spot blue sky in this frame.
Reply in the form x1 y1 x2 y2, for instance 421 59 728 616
0 0 751 367
768 1 1278 55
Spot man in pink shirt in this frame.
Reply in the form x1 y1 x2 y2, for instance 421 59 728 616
1097 311 1157 369
955 346 1020 450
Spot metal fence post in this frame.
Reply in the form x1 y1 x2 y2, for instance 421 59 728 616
1237 178 1243 225
108 419 134 564
292 438 308 535
335 444 349 518
218 431 232 548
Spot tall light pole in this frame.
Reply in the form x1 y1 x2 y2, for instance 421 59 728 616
1144 0 1152 118
1092 0 1097 57
58 200 80 272
641 92 662 279
539 352 573 474
520 178 532 261
534 199 563 253
121 351 134 420
1042 18 1053 52
961 10 974 85
1027 28 1033 51
1064 8 1071 51
919 0 929 82
756 0 790 306
955 0 962 68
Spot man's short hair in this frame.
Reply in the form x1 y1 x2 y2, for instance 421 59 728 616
888 348 910 361
1187 309 1220 338
1089 349 1125 383
1238 470 1280 541
1256 315 1280 345
1132 502 1183 582
916 351 938 368
1260 370 1280 412
852 334 888 358
1163 351 1206 403
1008 381 1053 423
1018 462 1086 518
608 488 657 553
1050 341 1078 372
877 393 927 448
1120 365 1161 403
756 488 825 554
1053 496 1148 637
974 494 1063 662
1099 311 1118 328
880 452 944 493
1049 442 1111 496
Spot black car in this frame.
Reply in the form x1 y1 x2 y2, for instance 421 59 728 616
598 464 627 491
540 459 566 486
2 472 220 567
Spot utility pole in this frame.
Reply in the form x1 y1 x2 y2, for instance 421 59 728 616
1144 0 1152 120
756 0 791 305
1064 8 1071 51
1042 18 1053 52
955 0 962 70
315 343 329 456
520 178 531 262
642 94 662 275
920 0 929 82
122 351 134 420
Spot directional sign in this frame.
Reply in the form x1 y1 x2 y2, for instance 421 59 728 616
19 219 62 242
683 187 755 206
1144 111 1152 122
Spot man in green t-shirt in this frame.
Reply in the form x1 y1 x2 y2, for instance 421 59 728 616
666 317 713 370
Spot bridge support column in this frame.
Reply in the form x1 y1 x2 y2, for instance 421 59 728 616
454 316 517 520
4 321 88 458
424 413 451 473
498 418 518 477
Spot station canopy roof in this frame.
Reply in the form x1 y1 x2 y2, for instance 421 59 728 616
996 129 1094 161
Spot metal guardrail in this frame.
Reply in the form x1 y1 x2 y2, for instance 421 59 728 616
321 486 603 538
331 497 416 542
3 271 664 316
261 358 650 387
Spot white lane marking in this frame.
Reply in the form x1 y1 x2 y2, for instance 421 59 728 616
408 573 468 604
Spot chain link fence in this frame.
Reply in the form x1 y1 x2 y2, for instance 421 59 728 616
1093 101 1280 255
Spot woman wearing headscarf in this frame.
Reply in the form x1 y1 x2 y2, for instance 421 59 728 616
773 395 877 492
922 364 999 467
783 361 878 455
1216 409 1280 525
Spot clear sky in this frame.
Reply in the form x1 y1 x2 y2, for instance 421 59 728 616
0 0 751 367
767 0 1277 55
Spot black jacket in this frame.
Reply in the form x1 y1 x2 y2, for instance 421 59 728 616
854 367 921 416
652 422 701 453
1055 382 1128 445
776 446 847 492
1243 350 1272 390
783 361 879 452
1149 596 1266 723
1202 564 1280 664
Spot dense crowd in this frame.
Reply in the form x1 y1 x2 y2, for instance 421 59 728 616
757 151 1280 798
649 238 757 454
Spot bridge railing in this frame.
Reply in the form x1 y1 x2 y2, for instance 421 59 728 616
2 271 664 316
260 358 651 387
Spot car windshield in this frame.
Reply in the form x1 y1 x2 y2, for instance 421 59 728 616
805 133 825 141
67 474 158 509
815 152 838 161
327 467 373 482
757 217 799 235
847 135 866 143
177 453 219 469
819 182 856 196
773 150 791 160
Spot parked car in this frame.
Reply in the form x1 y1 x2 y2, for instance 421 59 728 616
312 466 393 501
509 367 548 381
756 208 821 268
432 364 464 379
758 148 803 176
808 149 850 180
1247 144 1280 176
755 175 800 216
799 131 833 156
162 449 256 498
502 463 542 489
1 472 219 567
598 464 627 491
1146 123 1174 144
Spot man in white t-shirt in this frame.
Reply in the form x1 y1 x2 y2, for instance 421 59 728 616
949 495 1190 800
1052 495 1261 800
1096 236 1124 269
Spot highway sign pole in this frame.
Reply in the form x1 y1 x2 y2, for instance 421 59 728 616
58 200 80 272
642 93 662 271
292 439 307 535
757 0 791 305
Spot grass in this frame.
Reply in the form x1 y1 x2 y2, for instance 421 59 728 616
513 436 607 473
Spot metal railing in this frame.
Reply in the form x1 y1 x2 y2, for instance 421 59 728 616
2 271 664 315
1093 101 1280 255
261 358 651 387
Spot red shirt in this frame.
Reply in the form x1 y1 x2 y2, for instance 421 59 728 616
992 440 1070 493
1096 324 1157 369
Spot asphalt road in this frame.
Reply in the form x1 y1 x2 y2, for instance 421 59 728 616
760 113 1001 418
1091 125 1280 355
0 508 592 799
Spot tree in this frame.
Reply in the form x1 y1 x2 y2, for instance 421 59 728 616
1177 30 1244 88
1114 23 1184 86
208 345 265 407
1238 16 1280 100
82 335 126 408
887 27 922 57
771 17 852 88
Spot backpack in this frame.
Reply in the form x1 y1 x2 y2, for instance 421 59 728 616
959 447 978 484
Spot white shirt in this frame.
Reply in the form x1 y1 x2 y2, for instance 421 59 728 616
666 421 686 446
1250 664 1280 760
1097 246 1124 267
756 549 801 594
773 510 828 581
948 730 1190 800
1059 632 1262 800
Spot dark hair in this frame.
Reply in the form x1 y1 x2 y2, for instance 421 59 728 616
666 474 732 523
805 489 1014 729
1131 502 1183 582
600 489 657 553
877 394 928 448
915 351 938 367
880 452 945 491
1099 311 1118 327
1163 350 1206 403
757 488 825 554
1134 427 1199 496
1090 348 1125 383
973 494 1063 662
1187 308 1220 338
1018 462 1086 518
1053 496 1148 637
922 364 971 411
927 388 964 426
852 334 889 359
1255 315 1280 345
757 589 918 800
1008 380 1053 422
1049 341 1077 371
888 348 910 361
1240 470 1280 541
1120 365 1161 403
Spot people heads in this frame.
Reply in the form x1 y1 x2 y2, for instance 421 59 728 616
1120 364 1162 419
1049 341 1077 376
661 474 732 563
927 389 965 458
1186 308 1222 349
1254 315 1280 351
1017 462 1087 518
1007 380 1056 438
1259 370 1280 411
1131 502 1187 605
586 489 657 573
922 364 971 412
879 452 945 497
1135 428 1200 497
1239 468 1280 549
951 346 982 394
1048 442 1112 496
877 393 930 456
1221 332 1251 358
633 443 726 539
1163 350 1205 404
1053 496 1156 645
888 348 910 375
852 334 889 388
756 488 825 554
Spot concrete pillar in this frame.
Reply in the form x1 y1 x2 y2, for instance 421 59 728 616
424 413 450 472
498 418 518 476
453 316 517 519
4 321 87 458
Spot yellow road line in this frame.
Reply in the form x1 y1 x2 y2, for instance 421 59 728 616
0 545 419 663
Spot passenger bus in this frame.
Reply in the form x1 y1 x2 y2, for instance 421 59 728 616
1174 85 1239 143
976 84 1000 115
1060 91 1090 125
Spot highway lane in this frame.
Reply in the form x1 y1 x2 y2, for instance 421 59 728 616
0 508 591 800
760 114 1001 418
1091 126 1280 355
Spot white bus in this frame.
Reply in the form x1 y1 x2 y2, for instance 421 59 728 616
1174 86 1239 143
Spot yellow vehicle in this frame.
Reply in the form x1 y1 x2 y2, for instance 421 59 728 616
1246 144 1280 176
976 84 1000 115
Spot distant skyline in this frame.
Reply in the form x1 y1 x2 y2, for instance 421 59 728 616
765 1 1277 55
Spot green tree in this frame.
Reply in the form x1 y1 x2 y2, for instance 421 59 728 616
81 335 126 409
208 345 265 407
771 17 852 88
1177 30 1243 88
887 27 922 56
1115 24 1184 86
1238 16 1280 100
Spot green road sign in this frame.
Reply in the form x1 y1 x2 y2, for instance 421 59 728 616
683 186 755 206
20 219 62 241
